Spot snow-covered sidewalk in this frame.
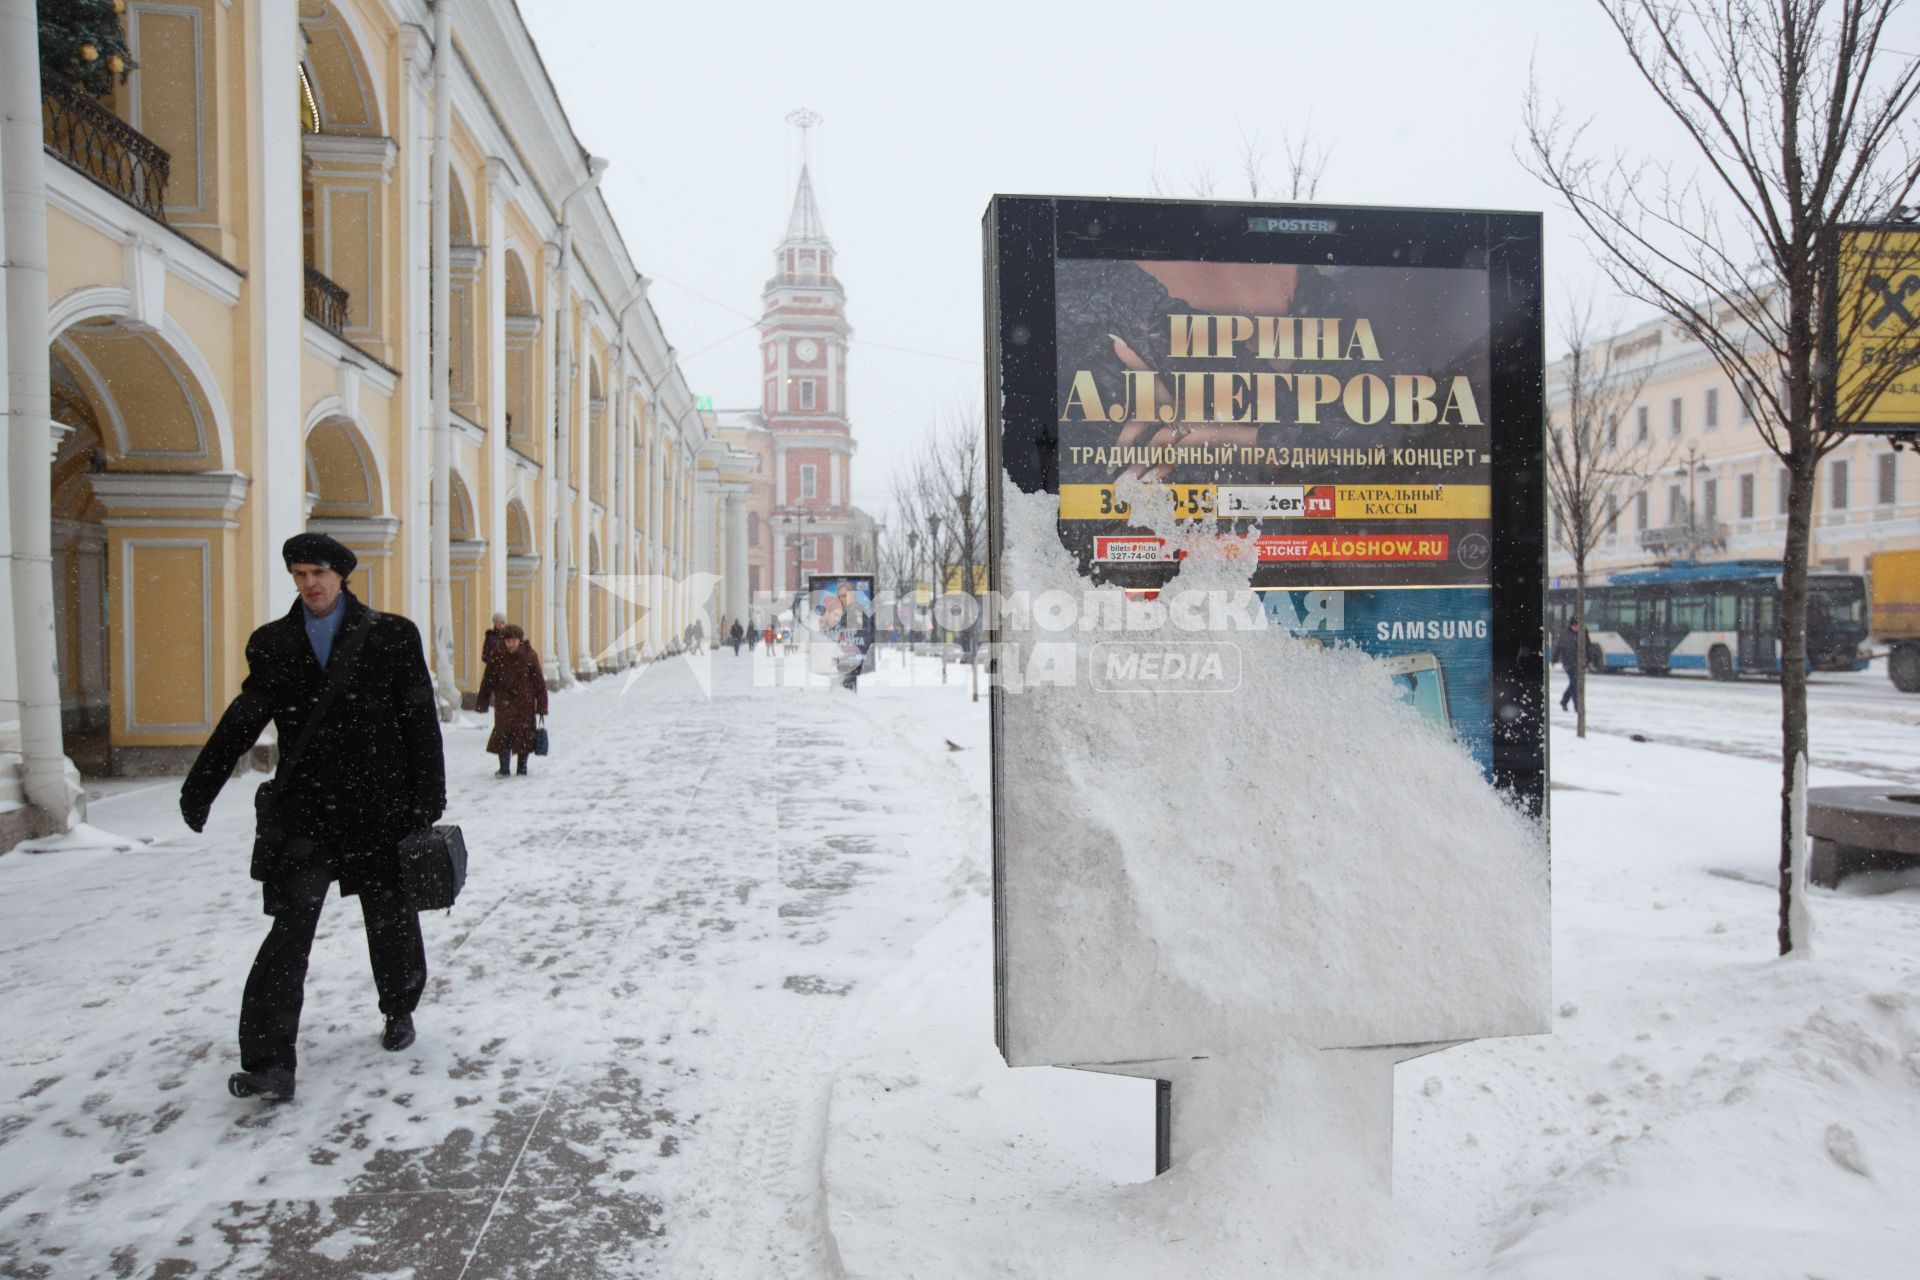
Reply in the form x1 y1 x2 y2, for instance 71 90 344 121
7 650 1920 1278
0 648 986 1278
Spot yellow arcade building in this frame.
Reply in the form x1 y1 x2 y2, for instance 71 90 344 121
1 0 758 846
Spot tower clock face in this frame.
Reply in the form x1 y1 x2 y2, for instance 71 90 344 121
795 339 819 362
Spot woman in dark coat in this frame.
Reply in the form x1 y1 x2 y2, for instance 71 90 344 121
476 624 547 776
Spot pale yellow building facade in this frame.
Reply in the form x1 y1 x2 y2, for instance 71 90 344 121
2 0 748 840
1548 313 1920 591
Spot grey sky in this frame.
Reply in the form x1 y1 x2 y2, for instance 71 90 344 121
518 0 1749 516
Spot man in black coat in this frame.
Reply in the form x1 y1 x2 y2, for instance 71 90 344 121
180 532 446 1102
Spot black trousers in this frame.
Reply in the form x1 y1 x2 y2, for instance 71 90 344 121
239 862 426 1076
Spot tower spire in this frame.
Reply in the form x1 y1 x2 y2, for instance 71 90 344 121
786 166 827 242
782 108 827 243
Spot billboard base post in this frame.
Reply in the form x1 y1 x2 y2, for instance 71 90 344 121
1135 1049 1400 1190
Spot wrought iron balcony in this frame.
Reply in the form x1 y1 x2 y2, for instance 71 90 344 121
41 71 170 222
304 265 350 337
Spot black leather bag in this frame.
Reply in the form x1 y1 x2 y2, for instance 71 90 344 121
399 824 467 911
253 610 376 878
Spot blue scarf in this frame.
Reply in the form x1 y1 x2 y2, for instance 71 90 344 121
303 599 347 667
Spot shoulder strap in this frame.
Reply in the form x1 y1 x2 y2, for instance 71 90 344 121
272 607 379 810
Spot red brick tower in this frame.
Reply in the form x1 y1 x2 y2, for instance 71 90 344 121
760 165 859 597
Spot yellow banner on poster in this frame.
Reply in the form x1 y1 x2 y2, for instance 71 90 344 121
1056 483 1489 521
1838 227 1920 427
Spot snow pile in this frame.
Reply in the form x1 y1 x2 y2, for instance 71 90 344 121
1487 969 1920 1277
823 675 1920 1278
994 484 1549 1064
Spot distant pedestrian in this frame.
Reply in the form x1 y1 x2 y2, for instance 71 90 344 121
180 532 445 1104
481 611 509 670
476 624 547 777
764 625 776 653
1559 618 1583 712
730 619 744 656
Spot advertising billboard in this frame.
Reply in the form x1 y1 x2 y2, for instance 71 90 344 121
804 573 876 678
1834 225 1920 434
985 197 1550 1074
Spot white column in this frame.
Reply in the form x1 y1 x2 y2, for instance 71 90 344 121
249 0 303 616
573 316 592 673
679 445 693 640
401 28 433 628
428 0 458 716
2 0 81 824
695 471 719 636
726 492 749 627
649 411 665 650
610 354 627 658
550 267 574 682
537 242 559 662
485 159 512 614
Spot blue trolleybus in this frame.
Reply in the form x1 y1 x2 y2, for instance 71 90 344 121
1547 560 1869 680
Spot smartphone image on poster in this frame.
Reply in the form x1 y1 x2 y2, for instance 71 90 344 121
1384 653 1450 730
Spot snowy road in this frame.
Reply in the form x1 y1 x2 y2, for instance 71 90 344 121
1555 661 1920 783
0 650 988 1279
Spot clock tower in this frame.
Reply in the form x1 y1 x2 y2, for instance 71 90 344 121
759 165 860 595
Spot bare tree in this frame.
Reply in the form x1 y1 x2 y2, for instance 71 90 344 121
1278 120 1329 200
1238 123 1270 199
1523 0 1920 954
1228 119 1331 201
1546 297 1664 738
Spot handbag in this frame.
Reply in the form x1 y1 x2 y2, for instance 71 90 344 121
533 716 549 757
399 823 468 911
253 607 378 879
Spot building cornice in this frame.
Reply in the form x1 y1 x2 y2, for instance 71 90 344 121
90 469 250 513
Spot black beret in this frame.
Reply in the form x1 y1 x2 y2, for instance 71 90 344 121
282 532 357 577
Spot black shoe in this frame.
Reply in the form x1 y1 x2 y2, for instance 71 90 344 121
381 1014 416 1052
228 1068 295 1102
516 764 528 776
495 768 510 777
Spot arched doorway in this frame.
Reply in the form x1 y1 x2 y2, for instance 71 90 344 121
50 315 238 775
304 412 395 610
503 251 539 458
504 496 538 646
588 533 608 667
449 469 484 691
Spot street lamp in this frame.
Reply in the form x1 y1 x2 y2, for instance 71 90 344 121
956 488 979 703
781 513 809 646
907 529 920 645
1673 444 1714 559
926 512 942 644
